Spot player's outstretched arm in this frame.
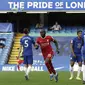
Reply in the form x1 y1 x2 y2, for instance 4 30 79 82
53 39 59 54
32 37 39 50
34 43 39 50
70 42 76 58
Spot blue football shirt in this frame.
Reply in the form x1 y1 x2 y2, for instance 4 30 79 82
82 31 85 53
71 37 83 56
20 35 35 56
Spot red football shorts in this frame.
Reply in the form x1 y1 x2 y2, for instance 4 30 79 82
44 52 54 60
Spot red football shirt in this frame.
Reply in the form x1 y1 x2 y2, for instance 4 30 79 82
36 35 54 58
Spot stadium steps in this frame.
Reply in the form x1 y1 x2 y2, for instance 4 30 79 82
9 60 18 62
8 62 18 64
9 57 18 59
8 33 23 64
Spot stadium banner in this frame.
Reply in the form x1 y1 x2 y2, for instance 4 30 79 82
0 64 84 71
0 0 85 11
0 36 73 71
0 36 83 71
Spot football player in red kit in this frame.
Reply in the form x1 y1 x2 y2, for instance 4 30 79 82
36 29 59 82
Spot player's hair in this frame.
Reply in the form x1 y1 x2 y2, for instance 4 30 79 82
40 29 46 33
77 30 82 34
23 28 29 34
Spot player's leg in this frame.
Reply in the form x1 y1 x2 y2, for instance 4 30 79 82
45 54 58 82
47 54 56 75
83 63 85 84
26 64 32 78
17 59 21 70
17 59 24 70
83 64 85 84
69 57 75 80
23 56 28 80
16 56 20 70
83 54 85 84
45 59 53 73
24 64 29 80
47 53 58 82
49 60 58 82
76 56 82 80
25 55 33 79
49 60 56 74
83 54 85 65
45 57 53 80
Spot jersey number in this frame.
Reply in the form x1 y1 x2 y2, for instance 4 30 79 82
24 40 29 47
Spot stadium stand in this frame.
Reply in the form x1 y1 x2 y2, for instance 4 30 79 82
30 26 84 34
8 26 84 64
0 23 13 32
8 33 24 64
0 33 14 65
0 23 14 65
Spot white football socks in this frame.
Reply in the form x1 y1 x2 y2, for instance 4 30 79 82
24 67 28 76
83 65 85 81
26 66 32 76
77 66 82 78
70 66 73 77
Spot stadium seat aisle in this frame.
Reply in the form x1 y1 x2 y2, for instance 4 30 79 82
0 33 14 64
8 33 24 64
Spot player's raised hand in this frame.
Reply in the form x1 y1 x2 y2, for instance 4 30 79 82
34 43 39 49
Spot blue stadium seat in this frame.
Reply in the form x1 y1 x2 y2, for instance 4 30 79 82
59 28 66 33
65 27 72 33
0 23 13 65
0 33 14 65
71 27 77 33
0 23 13 32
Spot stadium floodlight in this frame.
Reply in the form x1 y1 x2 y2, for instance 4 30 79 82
66 11 85 13
26 11 47 13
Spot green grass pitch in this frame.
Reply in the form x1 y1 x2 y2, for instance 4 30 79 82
0 71 83 85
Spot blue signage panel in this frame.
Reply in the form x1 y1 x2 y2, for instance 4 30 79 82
0 0 85 11
0 36 74 71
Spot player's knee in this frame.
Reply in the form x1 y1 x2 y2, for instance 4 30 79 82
78 62 82 66
45 58 50 63
70 61 74 67
28 64 32 67
71 64 74 67
45 61 48 64
24 64 28 68
79 64 82 67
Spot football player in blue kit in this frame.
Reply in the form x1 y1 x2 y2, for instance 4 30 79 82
82 30 85 84
82 31 85 64
18 28 38 80
69 30 84 80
